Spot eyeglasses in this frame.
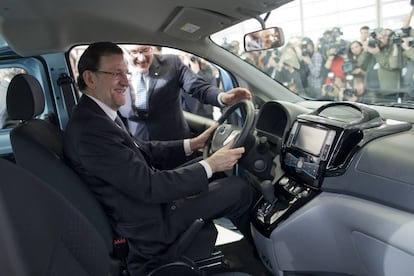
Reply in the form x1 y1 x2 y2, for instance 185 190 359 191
94 70 132 80
128 47 152 56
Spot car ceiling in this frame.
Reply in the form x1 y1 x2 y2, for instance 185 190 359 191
0 0 292 56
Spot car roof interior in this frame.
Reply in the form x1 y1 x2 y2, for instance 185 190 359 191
0 0 292 56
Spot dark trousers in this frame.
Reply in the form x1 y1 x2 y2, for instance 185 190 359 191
167 175 257 245
127 175 257 276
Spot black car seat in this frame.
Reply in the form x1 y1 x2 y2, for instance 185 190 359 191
0 158 112 276
6 73 125 273
6 73 245 276
0 158 251 276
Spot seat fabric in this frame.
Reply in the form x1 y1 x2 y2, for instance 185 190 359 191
0 158 110 276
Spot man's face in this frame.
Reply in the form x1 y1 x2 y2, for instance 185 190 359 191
261 29 276 48
125 45 153 73
91 54 129 110
377 31 389 47
360 29 369 42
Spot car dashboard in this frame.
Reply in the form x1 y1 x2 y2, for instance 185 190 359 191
243 100 412 230
239 100 414 275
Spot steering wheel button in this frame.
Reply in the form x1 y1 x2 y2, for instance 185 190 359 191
254 159 266 171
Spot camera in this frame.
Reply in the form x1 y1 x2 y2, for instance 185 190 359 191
261 50 281 65
343 88 357 98
392 31 404 46
392 28 414 47
301 41 312 57
273 51 281 63
401 27 411 37
342 61 356 74
326 42 346 56
368 32 379 48
302 47 311 57
323 72 336 94
323 84 336 94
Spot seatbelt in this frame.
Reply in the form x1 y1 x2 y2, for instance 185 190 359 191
57 73 77 118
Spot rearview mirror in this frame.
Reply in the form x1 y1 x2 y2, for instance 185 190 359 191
244 27 285 52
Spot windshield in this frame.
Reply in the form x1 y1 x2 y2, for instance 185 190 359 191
211 0 414 108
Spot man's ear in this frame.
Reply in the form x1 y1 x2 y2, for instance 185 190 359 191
83 70 97 90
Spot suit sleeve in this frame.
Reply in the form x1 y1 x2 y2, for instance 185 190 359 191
174 55 222 106
140 138 188 169
76 120 209 204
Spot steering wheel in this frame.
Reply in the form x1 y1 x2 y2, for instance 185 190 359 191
203 100 255 159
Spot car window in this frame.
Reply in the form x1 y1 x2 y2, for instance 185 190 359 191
211 0 414 108
69 45 231 120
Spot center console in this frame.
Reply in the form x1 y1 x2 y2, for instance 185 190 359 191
252 102 412 236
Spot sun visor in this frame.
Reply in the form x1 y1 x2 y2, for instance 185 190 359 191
163 7 232 41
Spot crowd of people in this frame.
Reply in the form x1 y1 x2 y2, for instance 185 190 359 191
224 7 414 104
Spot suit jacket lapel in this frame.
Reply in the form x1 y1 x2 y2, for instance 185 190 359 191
80 95 154 169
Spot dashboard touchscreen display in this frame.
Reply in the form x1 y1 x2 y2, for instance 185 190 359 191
293 125 328 156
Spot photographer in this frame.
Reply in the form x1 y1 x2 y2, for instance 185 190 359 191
320 73 358 102
278 43 305 95
301 37 323 98
342 41 372 100
366 28 403 91
322 39 348 91
399 6 414 95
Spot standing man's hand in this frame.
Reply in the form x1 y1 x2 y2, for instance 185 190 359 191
189 123 218 151
220 88 252 105
205 140 245 173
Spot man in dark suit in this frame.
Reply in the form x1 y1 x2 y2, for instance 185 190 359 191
63 42 256 275
118 44 252 141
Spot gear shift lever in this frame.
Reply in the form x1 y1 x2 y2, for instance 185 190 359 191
259 180 275 203
257 180 278 225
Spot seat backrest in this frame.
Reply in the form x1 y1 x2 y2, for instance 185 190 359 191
6 74 114 251
0 158 110 275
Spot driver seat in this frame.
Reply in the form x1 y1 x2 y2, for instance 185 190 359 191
5 73 232 275
0 158 251 276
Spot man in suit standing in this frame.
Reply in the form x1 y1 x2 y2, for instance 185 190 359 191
119 44 252 141
63 42 257 275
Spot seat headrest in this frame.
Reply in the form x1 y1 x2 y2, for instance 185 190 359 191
6 74 45 121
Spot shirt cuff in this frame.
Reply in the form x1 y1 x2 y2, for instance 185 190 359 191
184 139 193 156
199 160 213 179
217 92 226 107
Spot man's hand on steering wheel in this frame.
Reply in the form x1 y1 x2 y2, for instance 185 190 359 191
219 87 252 105
203 100 255 159
189 123 219 151
205 140 245 173
188 99 255 174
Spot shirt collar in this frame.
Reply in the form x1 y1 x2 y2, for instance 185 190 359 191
84 94 117 121
130 67 149 78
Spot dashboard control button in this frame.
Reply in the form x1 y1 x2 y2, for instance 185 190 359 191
279 176 289 186
298 189 310 198
292 186 304 194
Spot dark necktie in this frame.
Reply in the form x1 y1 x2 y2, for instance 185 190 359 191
114 115 154 169
114 116 128 133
